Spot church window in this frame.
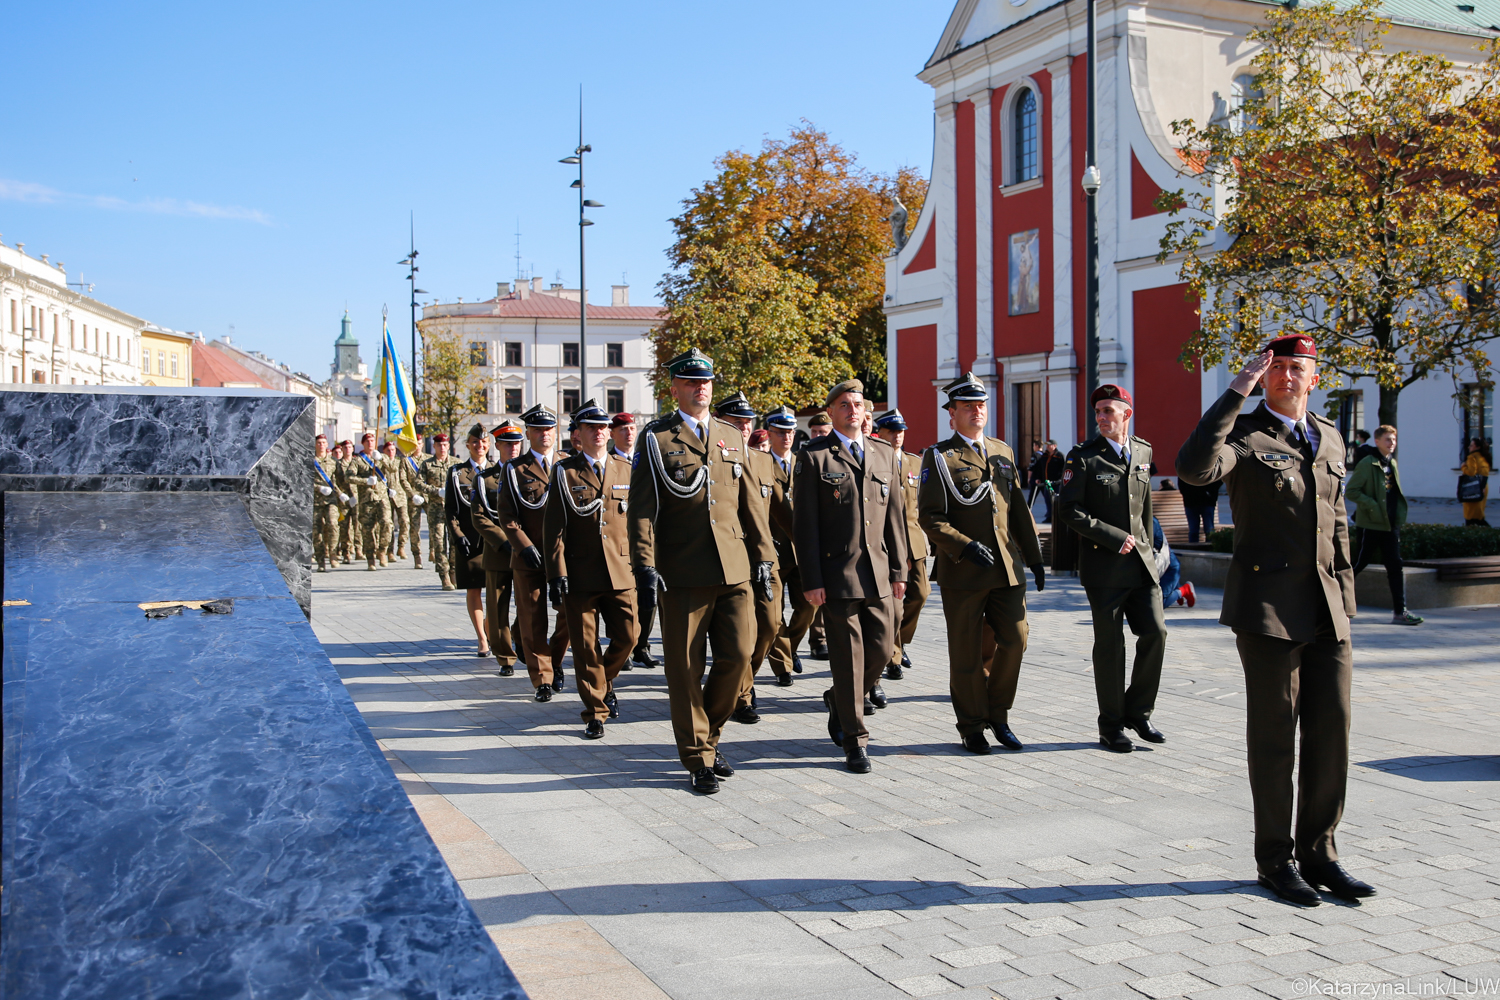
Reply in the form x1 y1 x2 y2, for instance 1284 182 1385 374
1014 88 1039 182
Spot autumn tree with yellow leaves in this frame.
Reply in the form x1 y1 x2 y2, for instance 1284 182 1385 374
656 124 927 410
1157 0 1499 425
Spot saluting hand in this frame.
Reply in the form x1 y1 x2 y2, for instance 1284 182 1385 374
1229 349 1275 397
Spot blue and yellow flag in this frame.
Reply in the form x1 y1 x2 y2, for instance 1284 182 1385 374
378 314 419 455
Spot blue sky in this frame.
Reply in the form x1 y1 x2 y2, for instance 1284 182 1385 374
3 1 953 378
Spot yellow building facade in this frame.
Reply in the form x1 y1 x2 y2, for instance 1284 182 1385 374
139 325 195 387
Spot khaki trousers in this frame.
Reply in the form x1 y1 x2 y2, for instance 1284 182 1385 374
406 500 425 565
1235 619 1352 874
739 567 788 709
769 563 817 673
889 556 931 667
824 595 897 749
565 588 638 722
942 584 1028 736
358 497 392 563
485 568 520 668
313 504 339 567
389 498 409 556
1085 580 1166 732
513 564 570 688
429 508 451 577
659 582 754 772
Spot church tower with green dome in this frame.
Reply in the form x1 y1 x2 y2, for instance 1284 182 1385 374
333 310 361 375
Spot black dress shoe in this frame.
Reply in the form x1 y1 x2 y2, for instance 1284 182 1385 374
901 652 913 670
776 672 793 687
583 719 605 739
619 659 633 672
845 746 871 773
1100 729 1134 753
552 669 566 693
632 650 658 668
1258 861 1322 906
1128 718 1165 744
792 654 803 674
712 752 735 778
534 686 553 703
962 732 992 754
884 663 903 680
731 703 760 724
809 641 829 660
498 664 515 677
863 695 876 716
823 689 844 747
691 767 719 794
869 684 888 709
1302 861 1376 900
989 722 1024 751
604 691 619 719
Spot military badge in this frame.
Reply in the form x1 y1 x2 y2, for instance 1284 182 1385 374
1062 469 1073 484
761 484 771 498
881 483 890 498
921 468 930 483
632 452 641 468
672 468 686 483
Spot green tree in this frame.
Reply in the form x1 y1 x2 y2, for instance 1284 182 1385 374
1156 0 1500 426
417 322 485 441
660 124 927 400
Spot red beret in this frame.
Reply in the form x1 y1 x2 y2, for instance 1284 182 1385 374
1265 334 1316 359
1090 384 1134 407
431 433 448 443
610 412 635 428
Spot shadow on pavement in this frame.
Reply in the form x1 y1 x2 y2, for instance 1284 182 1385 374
1357 755 1500 781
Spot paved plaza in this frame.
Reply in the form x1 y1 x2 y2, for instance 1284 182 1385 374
313 557 1500 1000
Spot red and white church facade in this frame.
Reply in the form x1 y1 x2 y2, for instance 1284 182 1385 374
884 0 1496 492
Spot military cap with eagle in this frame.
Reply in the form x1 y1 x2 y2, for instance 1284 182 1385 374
1264 333 1317 359
519 403 557 428
666 347 715 380
573 398 612 425
763 404 798 430
714 391 757 420
941 372 989 408
1089 384 1134 407
491 421 524 442
824 377 864 408
873 408 908 431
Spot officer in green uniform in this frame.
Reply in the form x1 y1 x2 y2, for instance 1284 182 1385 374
312 434 342 572
1057 384 1167 753
354 433 393 569
380 440 409 562
873 409 930 680
628 348 775 795
1178 334 1372 907
420 434 459 588
917 373 1044 754
764 406 812 679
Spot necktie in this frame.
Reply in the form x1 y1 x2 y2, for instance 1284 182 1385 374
851 440 864 466
1122 449 1131 467
696 422 706 443
539 457 547 477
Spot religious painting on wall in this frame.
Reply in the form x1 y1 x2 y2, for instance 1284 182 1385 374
1008 229 1041 316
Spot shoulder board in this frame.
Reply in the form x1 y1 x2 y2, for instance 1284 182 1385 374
868 436 894 449
905 451 921 461
643 416 675 433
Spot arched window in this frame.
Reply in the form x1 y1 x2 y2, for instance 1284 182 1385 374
1013 88 1039 182
1230 73 1260 133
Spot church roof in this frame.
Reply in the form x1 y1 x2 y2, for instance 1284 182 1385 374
335 310 358 346
432 290 664 322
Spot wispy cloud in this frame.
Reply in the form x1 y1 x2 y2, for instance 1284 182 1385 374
0 179 272 225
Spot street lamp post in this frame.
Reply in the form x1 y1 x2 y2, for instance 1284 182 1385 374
1081 0 1102 415
560 100 603 415
398 219 427 410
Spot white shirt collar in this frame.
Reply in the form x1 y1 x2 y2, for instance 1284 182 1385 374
1103 436 1128 459
772 449 793 470
530 448 551 467
1264 405 1320 449
677 409 706 438
956 431 984 454
832 428 864 452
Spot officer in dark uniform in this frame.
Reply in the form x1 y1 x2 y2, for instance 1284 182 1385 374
873 408 930 680
764 405 814 679
472 421 526 675
1057 384 1167 753
1177 334 1372 907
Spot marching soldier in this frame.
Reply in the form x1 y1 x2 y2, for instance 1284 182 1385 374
498 404 571 701
628 348 776 794
917 373 1045 754
765 405 812 679
874 409 930 681
420 434 459 588
471 422 525 673
1057 385 1167 753
793 379 909 773
379 440 409 563
399 433 429 570
446 425 492 654
611 412 657 669
544 400 639 738
335 441 360 564
311 434 342 572
1177 335 1371 907
715 392 795 726
353 433 393 569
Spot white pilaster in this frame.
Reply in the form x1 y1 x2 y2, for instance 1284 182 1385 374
1097 34 1126 386
1045 54 1077 447
934 101 961 385
970 87 999 436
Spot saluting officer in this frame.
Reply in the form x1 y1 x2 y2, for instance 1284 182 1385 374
716 391 796 724
873 409 930 681
628 348 776 795
498 404 571 701
420 434 459 589
917 373 1044 754
472 422 526 674
764 406 813 680
793 379 909 773
447 425 492 655
543 400 639 739
1178 335 1371 907
1057 384 1168 753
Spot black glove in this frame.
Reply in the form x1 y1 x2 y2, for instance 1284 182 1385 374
548 576 568 606
521 545 544 571
457 536 474 559
962 540 996 567
751 561 775 602
635 565 664 593
1030 563 1046 592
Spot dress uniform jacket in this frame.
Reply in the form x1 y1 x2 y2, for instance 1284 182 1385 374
497 451 570 687
890 449 932 669
898 451 929 562
497 453 551 569
1177 392 1356 642
543 452 635 590
444 460 486 589
1057 436 1159 587
628 414 775 586
792 435 909 599
740 448 796 691
917 435 1042 585
470 467 520 667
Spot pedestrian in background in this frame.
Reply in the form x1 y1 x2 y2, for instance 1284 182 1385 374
1347 425 1423 626
1027 440 1064 523
1179 477 1220 543
1460 438 1491 526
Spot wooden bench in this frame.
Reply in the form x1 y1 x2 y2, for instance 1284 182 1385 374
1152 489 1192 547
1403 556 1500 581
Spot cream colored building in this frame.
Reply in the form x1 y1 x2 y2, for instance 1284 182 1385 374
0 239 142 386
139 324 195 387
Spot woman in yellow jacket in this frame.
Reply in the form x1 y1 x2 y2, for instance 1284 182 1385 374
1461 438 1491 527
1345 425 1423 626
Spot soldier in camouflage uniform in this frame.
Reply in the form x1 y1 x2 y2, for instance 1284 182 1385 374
400 432 429 570
380 440 409 562
354 433 393 569
420 434 460 588
334 441 358 563
311 434 342 572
